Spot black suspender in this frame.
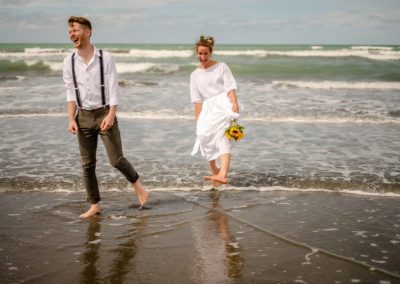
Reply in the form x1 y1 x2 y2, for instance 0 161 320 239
71 49 106 108
99 50 106 106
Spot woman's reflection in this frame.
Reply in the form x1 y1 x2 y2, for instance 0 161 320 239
192 191 243 283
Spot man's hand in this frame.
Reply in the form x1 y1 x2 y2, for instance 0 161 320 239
100 113 115 131
68 120 78 134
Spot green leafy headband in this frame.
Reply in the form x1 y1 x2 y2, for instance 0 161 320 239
200 35 212 43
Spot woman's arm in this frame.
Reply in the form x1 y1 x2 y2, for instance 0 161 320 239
227 90 239 113
194 103 203 121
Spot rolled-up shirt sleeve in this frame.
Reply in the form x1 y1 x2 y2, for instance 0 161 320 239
190 73 203 103
63 55 76 102
106 54 119 106
222 63 237 93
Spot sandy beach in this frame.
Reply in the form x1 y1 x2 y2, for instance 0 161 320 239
1 189 399 283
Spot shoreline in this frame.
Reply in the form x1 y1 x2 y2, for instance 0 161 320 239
1 190 399 283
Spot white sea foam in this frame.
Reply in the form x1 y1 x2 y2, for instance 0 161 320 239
0 84 61 92
245 115 400 125
272 80 400 90
128 49 192 58
45 61 64 71
351 46 393 51
214 50 269 57
1 46 399 60
208 48 400 60
1 111 399 125
0 113 66 119
116 62 155 73
4 185 398 198
117 111 191 120
262 49 400 60
25 48 71 54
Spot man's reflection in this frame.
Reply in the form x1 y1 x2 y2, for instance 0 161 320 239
80 219 101 284
79 215 147 283
106 215 147 282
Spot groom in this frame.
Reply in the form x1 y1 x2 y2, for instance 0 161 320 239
63 16 148 218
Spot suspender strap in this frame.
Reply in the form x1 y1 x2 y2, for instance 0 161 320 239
99 50 106 106
71 53 82 108
71 50 106 108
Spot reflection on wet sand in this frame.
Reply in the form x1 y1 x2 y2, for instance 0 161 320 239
106 216 147 282
80 219 102 284
79 216 147 283
192 191 243 283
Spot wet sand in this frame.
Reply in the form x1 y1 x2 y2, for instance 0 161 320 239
1 189 400 283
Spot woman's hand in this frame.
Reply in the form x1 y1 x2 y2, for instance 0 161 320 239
233 103 239 113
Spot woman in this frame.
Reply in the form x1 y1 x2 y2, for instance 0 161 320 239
190 35 241 186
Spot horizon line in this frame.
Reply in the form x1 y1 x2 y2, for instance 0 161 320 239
0 42 400 46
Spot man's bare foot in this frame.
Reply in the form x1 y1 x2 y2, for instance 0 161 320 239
133 180 150 209
204 175 228 184
79 203 100 219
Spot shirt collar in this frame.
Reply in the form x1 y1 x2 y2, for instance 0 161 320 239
74 44 101 64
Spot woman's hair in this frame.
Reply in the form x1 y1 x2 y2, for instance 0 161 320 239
195 35 215 53
68 16 92 30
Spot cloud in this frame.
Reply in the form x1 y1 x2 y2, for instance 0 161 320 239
0 0 399 43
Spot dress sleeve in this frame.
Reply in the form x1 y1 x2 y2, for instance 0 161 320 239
222 63 237 93
190 72 203 103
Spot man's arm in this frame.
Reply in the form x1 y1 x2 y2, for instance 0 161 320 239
63 56 78 134
100 105 117 131
67 101 78 134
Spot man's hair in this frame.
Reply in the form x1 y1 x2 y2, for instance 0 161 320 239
68 16 92 30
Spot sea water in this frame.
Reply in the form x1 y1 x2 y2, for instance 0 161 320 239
0 43 399 194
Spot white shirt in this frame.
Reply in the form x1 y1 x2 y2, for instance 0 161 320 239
190 62 237 103
63 45 119 109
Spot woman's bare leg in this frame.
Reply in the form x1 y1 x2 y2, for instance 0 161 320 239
205 153 231 184
208 160 221 188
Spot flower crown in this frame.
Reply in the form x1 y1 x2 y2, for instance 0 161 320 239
200 35 213 43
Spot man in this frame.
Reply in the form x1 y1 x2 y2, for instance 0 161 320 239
63 16 149 218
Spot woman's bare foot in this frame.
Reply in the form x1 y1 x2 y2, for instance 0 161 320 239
208 163 221 189
79 203 100 219
210 180 221 189
204 175 228 184
133 180 150 209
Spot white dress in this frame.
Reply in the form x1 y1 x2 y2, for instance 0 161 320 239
190 62 240 161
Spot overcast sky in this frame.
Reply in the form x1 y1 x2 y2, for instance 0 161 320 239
1 0 399 44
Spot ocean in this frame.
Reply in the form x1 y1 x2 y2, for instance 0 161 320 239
0 43 399 195
1 43 400 283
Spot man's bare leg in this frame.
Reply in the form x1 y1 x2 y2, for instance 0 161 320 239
208 160 221 188
79 203 101 219
133 179 149 208
205 153 231 184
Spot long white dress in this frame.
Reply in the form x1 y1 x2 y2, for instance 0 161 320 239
190 62 240 161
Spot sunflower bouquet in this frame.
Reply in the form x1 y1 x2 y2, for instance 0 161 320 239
225 120 245 141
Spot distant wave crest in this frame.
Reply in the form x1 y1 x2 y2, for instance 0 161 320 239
273 80 400 90
0 46 398 61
